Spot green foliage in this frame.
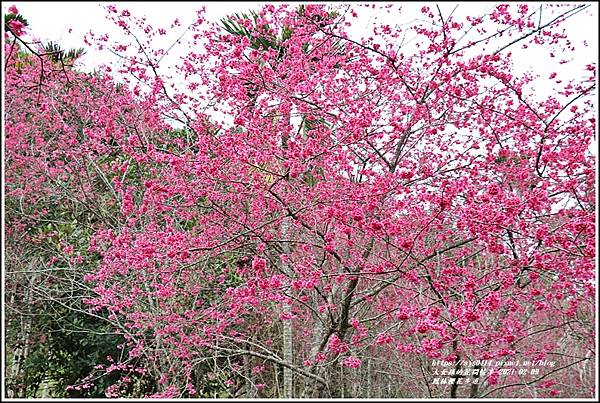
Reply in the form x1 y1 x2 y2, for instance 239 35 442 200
220 10 291 61
42 41 86 64
4 12 29 30
4 194 123 397
221 11 276 51
9 309 123 397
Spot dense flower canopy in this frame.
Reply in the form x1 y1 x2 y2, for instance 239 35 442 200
4 3 596 399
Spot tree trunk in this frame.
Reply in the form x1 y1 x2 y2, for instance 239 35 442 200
243 354 256 398
279 217 293 398
367 359 371 398
282 315 293 398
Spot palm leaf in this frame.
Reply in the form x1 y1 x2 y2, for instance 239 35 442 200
4 13 29 29
42 41 86 63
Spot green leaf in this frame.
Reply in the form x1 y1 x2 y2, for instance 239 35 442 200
5 13 29 28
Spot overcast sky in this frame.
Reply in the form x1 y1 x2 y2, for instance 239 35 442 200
7 2 597 74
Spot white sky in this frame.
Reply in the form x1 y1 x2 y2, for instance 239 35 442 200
7 2 597 75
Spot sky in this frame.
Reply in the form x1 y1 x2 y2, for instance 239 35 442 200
7 2 597 77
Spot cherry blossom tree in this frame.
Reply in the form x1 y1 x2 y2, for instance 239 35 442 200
4 3 596 398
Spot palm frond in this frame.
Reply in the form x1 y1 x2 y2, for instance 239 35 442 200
4 13 29 28
42 41 86 63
